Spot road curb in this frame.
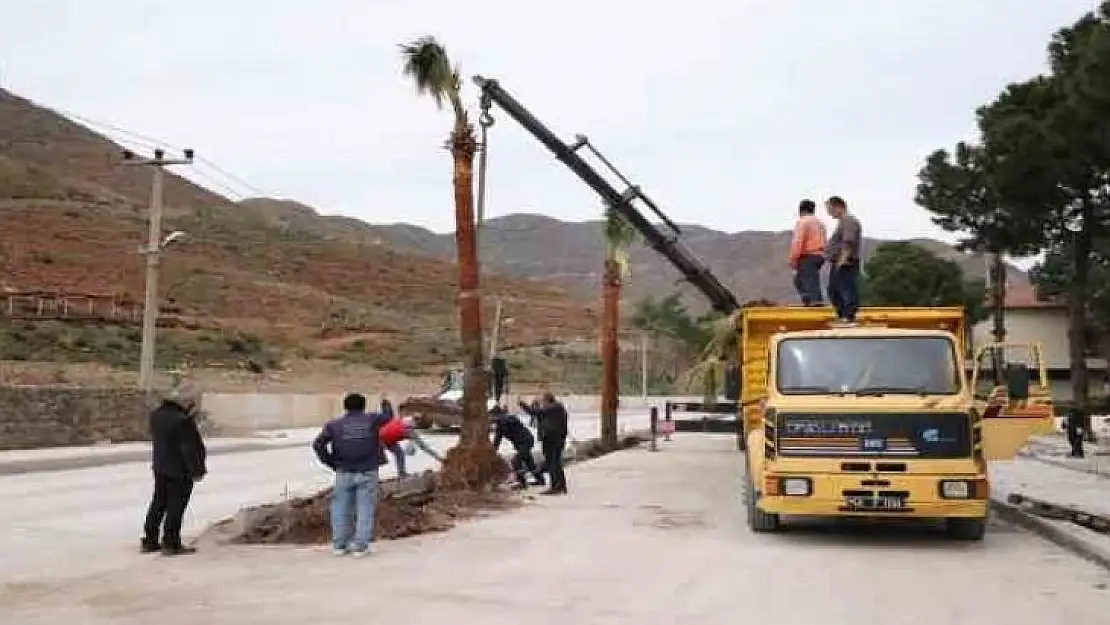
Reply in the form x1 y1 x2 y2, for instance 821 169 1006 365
0 439 310 476
1017 451 1110 479
989 498 1110 572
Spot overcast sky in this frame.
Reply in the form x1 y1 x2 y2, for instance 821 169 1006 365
0 0 1098 245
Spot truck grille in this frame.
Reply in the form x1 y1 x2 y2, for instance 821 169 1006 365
776 412 971 459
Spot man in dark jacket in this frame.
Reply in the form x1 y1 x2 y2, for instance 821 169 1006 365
490 356 509 404
313 393 389 557
1065 406 1087 458
491 406 543 489
519 392 569 495
142 383 207 556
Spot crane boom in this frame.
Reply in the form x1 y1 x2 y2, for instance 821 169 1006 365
472 76 740 314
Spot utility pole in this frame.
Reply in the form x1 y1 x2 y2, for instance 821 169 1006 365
123 147 194 394
489 297 503 357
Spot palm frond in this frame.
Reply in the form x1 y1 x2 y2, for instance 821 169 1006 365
679 356 723 403
399 36 459 111
603 207 638 248
700 312 741 360
603 207 638 279
607 245 631 279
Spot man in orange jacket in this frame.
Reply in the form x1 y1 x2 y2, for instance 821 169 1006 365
788 199 827 306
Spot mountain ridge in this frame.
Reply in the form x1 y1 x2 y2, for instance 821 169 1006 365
240 197 1028 310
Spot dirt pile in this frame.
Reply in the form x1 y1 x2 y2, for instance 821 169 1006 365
439 442 511 490
201 432 649 547
220 471 518 546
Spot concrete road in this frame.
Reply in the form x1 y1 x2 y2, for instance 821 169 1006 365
2 433 1107 625
0 411 648 585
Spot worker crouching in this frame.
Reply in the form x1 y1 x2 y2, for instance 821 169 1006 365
491 405 544 489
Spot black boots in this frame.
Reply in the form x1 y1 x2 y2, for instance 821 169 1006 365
140 538 196 556
161 545 197 556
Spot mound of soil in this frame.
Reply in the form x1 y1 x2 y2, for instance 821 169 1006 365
220 471 520 546
439 442 511 490
202 432 649 547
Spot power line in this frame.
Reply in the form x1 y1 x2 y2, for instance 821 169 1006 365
52 106 273 201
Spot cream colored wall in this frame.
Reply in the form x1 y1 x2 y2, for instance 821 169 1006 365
971 308 1070 369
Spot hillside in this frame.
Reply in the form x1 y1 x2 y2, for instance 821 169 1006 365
271 209 1031 312
0 87 599 389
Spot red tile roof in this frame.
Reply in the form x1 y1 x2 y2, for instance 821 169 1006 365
1004 284 1064 310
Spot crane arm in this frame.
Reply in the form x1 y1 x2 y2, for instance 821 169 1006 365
472 76 740 314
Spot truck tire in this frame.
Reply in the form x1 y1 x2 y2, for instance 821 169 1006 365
413 415 433 430
744 468 781 533
945 517 987 541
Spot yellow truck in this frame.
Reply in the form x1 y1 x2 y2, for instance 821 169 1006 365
739 306 1053 541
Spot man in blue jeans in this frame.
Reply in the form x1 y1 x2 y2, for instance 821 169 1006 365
824 196 863 322
312 393 389 557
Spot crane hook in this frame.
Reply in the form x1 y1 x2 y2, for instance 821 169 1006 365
479 93 495 128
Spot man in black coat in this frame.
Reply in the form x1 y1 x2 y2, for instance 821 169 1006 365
141 384 207 556
519 392 569 495
1065 405 1087 458
490 406 543 489
490 356 509 404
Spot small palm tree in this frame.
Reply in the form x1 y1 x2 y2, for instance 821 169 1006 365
400 37 489 452
680 299 777 402
599 208 638 448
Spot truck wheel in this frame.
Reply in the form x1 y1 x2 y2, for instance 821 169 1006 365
413 415 432 430
744 468 780 533
945 517 987 541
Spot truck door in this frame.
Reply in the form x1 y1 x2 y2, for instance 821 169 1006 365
973 342 1055 460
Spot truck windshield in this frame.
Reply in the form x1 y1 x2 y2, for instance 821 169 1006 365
776 336 960 395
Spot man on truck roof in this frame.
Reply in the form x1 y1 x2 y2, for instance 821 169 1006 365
824 196 862 322
788 198 827 307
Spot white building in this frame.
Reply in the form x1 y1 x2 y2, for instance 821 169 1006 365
969 286 1105 402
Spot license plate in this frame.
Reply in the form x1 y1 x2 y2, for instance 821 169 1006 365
844 495 906 511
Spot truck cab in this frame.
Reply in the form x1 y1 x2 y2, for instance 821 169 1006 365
739 306 1052 541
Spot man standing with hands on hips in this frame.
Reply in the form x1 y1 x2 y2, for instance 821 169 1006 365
824 195 863 323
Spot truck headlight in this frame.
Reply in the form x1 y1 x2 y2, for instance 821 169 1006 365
781 477 811 496
939 480 971 499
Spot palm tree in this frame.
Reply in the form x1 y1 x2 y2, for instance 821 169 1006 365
600 207 637 449
400 37 490 454
680 299 777 402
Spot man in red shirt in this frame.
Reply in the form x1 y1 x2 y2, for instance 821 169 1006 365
788 199 827 306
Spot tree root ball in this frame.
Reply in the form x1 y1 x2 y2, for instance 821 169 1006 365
438 442 511 491
224 474 519 546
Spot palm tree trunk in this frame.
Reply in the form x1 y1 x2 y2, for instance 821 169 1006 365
600 256 620 449
451 124 489 447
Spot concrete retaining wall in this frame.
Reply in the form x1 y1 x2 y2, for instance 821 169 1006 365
0 386 148 450
199 392 704 432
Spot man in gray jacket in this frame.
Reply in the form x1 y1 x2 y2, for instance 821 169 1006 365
824 195 863 322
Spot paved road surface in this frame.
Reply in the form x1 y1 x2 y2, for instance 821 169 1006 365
0 411 648 585
2 433 1107 624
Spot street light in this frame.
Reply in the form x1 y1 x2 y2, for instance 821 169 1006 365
162 230 188 247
